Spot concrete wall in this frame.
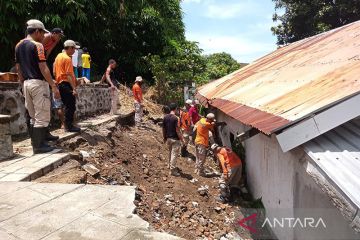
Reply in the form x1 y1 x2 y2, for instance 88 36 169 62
0 82 111 136
215 110 358 240
75 84 111 118
0 82 27 135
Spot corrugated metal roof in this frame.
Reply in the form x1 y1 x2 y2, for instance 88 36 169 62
197 20 360 134
304 118 360 209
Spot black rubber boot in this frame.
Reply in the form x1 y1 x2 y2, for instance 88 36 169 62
181 145 187 157
65 125 81 133
45 127 59 141
32 127 55 154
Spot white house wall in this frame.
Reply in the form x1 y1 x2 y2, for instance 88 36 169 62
215 110 358 239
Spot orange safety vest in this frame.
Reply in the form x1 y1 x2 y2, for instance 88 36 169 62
178 109 191 131
194 118 214 147
217 147 242 177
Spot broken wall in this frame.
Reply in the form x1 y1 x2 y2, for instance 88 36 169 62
0 82 111 136
0 82 27 135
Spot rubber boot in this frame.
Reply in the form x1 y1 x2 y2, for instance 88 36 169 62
65 124 81 133
181 145 187 157
32 127 55 154
45 127 59 141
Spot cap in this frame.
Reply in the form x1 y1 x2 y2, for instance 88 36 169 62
211 143 219 151
185 99 192 105
51 28 64 36
135 76 143 82
64 40 80 49
206 113 215 120
26 19 49 33
194 99 199 105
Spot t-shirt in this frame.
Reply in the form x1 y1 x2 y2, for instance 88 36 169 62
72 49 78 67
132 83 143 103
77 49 83 67
163 114 179 140
217 147 242 177
15 39 46 80
179 109 191 131
53 52 75 85
189 106 200 125
42 33 57 52
81 53 91 68
195 118 214 147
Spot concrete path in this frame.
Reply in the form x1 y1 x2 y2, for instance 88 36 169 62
0 182 182 240
0 114 120 182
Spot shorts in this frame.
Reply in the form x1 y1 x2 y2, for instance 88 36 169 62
51 91 64 109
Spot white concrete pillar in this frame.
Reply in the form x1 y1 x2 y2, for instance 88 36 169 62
0 114 13 160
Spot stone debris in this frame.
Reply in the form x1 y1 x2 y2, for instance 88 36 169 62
189 178 198 183
197 185 209 196
82 163 100 176
79 150 90 158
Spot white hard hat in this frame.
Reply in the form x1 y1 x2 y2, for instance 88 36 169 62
135 76 143 82
206 113 215 120
185 99 192 105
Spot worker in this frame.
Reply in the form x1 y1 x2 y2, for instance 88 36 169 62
194 113 215 176
163 103 184 176
15 19 61 154
53 40 80 132
211 143 242 203
132 76 144 125
103 59 120 114
179 99 193 157
81 47 91 80
189 99 201 125
42 28 64 58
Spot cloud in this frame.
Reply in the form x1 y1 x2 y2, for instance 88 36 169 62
186 32 276 63
183 0 203 4
203 0 265 19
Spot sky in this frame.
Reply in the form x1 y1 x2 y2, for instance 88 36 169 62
181 0 279 63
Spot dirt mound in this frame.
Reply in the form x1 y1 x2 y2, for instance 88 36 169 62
36 119 253 240
119 84 164 120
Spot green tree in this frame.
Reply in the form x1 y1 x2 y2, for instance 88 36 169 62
272 0 360 45
148 40 206 104
203 52 240 81
0 0 185 83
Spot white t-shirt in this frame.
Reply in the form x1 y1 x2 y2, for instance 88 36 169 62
72 49 78 67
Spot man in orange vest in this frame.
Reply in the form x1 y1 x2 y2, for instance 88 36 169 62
211 143 242 203
53 40 80 132
194 113 215 176
179 99 193 157
132 76 144 125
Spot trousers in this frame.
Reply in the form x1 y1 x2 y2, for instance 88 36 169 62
58 81 76 128
23 80 51 127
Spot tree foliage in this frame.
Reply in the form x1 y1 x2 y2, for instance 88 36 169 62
272 0 360 45
203 52 240 81
0 0 184 83
148 40 206 104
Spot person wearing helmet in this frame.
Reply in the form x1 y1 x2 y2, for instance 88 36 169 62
194 113 216 176
132 76 144 124
211 143 242 203
179 99 193 157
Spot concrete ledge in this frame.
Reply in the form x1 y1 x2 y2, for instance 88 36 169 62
0 182 183 240
0 150 70 182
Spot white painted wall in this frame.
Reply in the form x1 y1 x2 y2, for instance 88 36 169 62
215 110 359 240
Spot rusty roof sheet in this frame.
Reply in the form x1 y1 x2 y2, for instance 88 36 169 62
197 21 360 134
